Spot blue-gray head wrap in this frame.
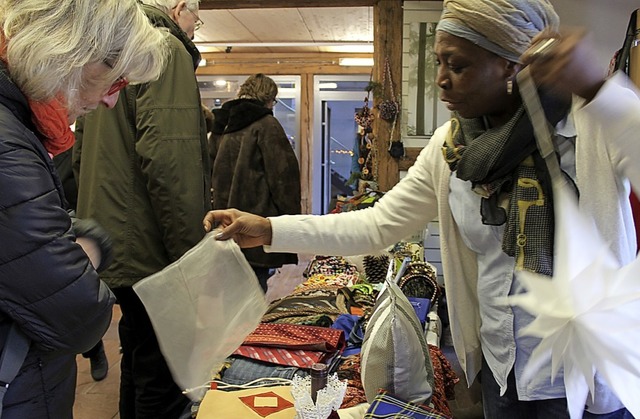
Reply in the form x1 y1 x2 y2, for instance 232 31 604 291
435 0 559 62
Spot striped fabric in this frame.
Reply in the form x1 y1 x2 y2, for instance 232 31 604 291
233 323 345 369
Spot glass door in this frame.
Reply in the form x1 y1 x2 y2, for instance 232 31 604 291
313 75 370 214
197 75 301 159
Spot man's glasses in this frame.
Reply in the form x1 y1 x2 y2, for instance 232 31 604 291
107 76 129 96
186 8 204 31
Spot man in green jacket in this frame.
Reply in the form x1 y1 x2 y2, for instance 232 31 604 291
73 1 211 417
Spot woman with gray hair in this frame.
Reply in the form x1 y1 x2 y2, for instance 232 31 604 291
0 0 167 417
205 0 640 417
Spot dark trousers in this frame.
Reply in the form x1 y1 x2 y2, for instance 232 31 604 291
252 267 275 293
81 339 103 359
112 287 190 419
482 358 633 418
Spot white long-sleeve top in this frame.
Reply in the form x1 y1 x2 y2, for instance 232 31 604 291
267 73 640 390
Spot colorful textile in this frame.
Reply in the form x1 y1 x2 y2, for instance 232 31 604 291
364 390 451 419
429 345 459 418
234 323 345 369
336 355 367 409
304 256 359 278
262 286 348 326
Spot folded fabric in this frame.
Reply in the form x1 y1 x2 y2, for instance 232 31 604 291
331 314 364 356
239 323 346 352
221 356 307 386
234 345 335 369
364 390 451 419
262 286 347 326
234 323 346 369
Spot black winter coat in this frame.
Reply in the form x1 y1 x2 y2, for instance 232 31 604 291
211 99 301 268
0 64 115 418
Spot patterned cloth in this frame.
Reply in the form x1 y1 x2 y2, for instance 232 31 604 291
428 345 459 417
262 286 348 326
442 96 570 275
336 355 368 409
364 390 451 419
233 323 345 369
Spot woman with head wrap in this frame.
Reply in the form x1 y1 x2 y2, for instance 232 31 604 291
204 1 639 417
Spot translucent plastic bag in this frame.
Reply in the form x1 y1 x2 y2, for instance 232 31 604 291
134 232 267 400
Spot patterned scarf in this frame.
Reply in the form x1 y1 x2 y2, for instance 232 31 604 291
442 96 569 275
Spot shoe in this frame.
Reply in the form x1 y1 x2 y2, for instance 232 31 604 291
89 346 109 381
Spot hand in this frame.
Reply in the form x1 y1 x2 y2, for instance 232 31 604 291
521 27 605 101
203 209 273 248
71 217 114 272
76 236 102 270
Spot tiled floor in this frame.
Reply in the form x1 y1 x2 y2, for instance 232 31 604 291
73 256 485 418
74 305 122 419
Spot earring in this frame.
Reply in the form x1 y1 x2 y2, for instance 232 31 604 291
506 79 513 95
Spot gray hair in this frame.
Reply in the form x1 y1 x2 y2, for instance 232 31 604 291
238 74 278 106
0 0 168 112
141 0 200 14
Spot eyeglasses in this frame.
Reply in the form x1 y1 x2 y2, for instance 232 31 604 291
273 99 278 105
186 8 204 31
107 76 129 96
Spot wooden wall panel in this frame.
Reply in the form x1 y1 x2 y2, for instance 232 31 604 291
200 0 377 9
373 0 403 191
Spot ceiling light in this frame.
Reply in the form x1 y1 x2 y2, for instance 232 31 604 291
338 57 374 67
318 83 338 89
214 79 227 87
198 59 207 67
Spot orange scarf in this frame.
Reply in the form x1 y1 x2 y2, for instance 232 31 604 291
28 96 75 157
1 31 74 157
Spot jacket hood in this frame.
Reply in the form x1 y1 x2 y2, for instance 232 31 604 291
142 4 201 70
213 99 272 134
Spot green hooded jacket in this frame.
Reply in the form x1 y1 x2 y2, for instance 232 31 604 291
73 5 211 288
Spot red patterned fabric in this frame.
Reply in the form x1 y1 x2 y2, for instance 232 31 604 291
233 323 345 368
428 345 460 417
336 354 367 409
238 390 294 417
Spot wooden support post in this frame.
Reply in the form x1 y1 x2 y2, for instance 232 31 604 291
373 0 403 191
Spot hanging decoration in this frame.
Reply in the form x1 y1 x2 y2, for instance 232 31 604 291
377 57 400 121
349 72 378 191
377 57 404 159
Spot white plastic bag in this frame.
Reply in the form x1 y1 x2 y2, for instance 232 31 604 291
134 232 268 400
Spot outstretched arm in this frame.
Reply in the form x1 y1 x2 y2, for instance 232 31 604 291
203 209 273 248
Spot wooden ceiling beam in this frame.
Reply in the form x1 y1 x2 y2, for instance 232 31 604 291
199 0 377 9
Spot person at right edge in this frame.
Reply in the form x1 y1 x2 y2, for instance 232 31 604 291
73 0 211 417
210 74 301 293
204 1 639 418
